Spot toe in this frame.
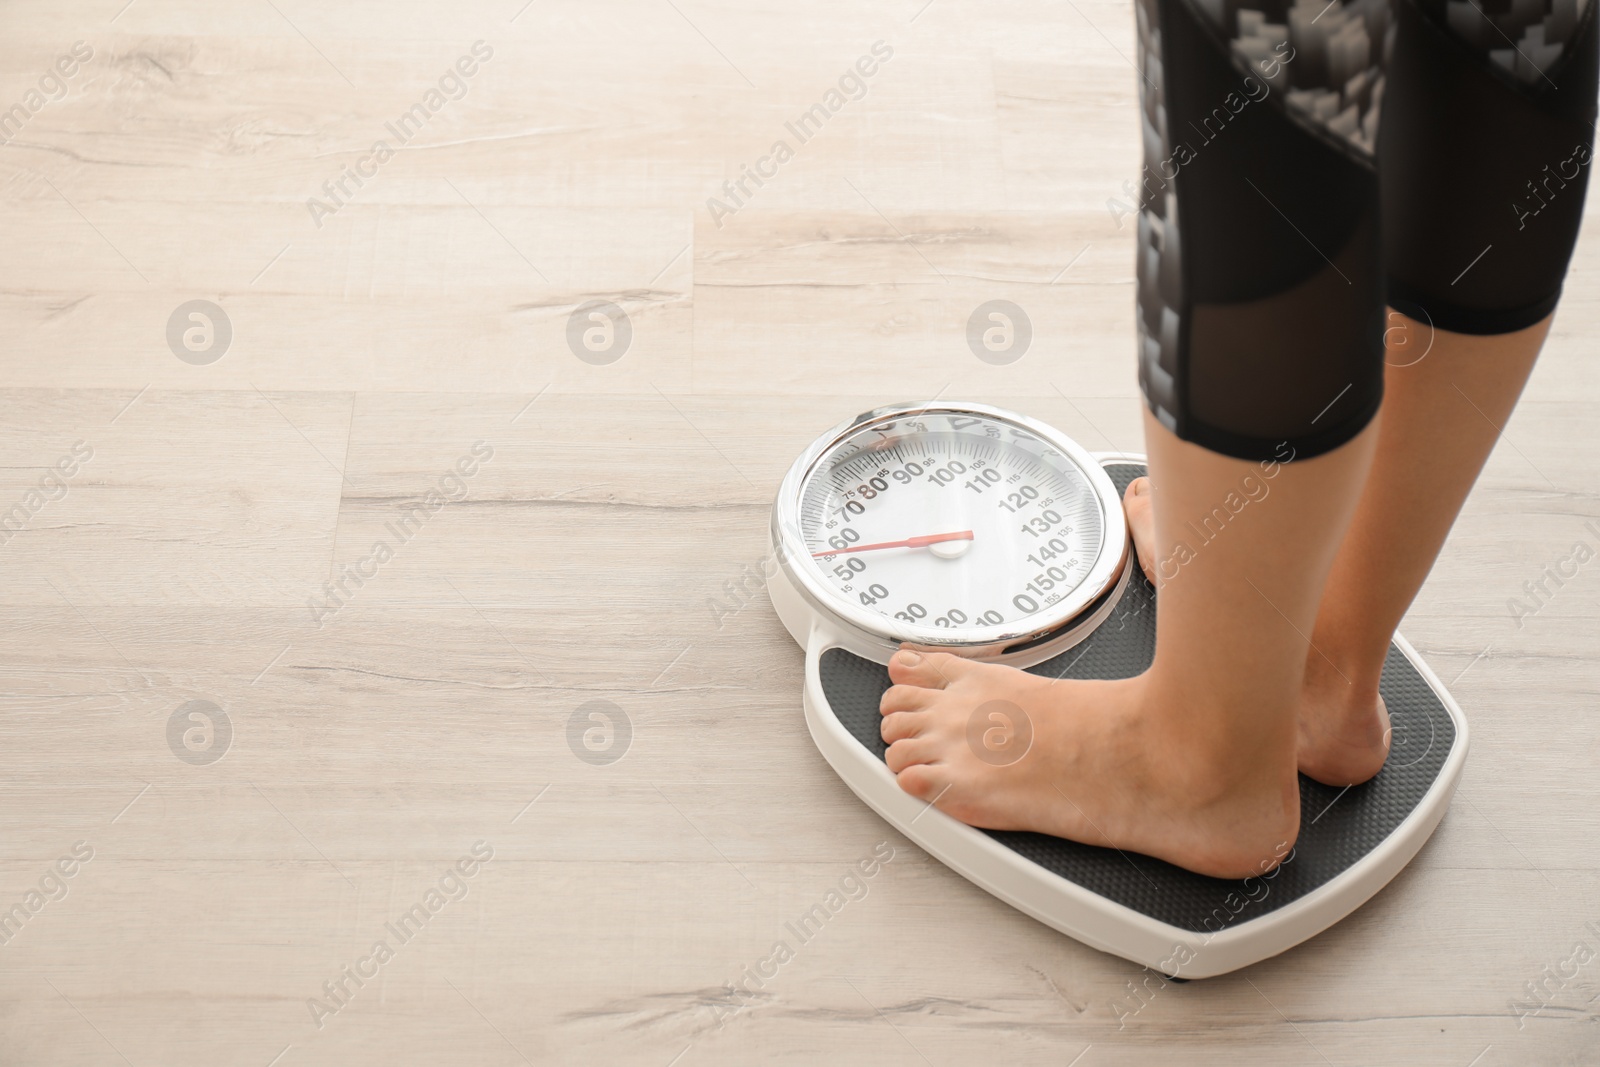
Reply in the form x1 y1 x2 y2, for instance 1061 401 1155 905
880 710 926 744
886 648 961 689
886 737 939 775
1123 477 1157 584
892 760 947 801
880 684 934 716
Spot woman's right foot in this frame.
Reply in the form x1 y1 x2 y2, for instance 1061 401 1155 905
1296 652 1391 786
1123 477 1391 786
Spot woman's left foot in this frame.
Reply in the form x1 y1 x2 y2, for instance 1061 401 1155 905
878 649 1300 880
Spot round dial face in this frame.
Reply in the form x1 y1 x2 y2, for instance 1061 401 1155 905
796 410 1112 639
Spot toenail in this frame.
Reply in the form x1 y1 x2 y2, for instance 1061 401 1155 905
1132 479 1149 496
898 650 922 666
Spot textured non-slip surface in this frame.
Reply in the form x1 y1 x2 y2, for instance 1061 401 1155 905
819 463 1456 934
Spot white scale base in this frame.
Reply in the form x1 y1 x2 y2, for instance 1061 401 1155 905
770 455 1467 978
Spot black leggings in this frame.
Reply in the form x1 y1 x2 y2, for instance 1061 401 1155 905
1135 0 1598 460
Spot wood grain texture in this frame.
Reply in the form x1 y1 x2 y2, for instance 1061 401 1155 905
2 2 1597 1065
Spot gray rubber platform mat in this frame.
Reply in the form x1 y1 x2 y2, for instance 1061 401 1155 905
818 462 1455 934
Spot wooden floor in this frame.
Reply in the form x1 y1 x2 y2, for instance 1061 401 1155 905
3 2 1598 1064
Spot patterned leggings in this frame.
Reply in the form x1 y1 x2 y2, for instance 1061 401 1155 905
1134 0 1598 459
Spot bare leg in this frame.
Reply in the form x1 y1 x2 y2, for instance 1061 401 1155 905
879 412 1377 878
1126 312 1552 785
1298 312 1550 783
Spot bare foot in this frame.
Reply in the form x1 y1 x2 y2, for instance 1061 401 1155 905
1297 654 1391 786
1122 477 1390 786
1123 477 1159 585
878 649 1298 879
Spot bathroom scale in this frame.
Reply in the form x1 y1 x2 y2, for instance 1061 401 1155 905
767 401 1467 978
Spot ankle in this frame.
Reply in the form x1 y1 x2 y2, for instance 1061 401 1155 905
1130 675 1298 804
1303 647 1382 713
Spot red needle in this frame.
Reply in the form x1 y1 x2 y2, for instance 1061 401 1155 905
812 530 974 557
